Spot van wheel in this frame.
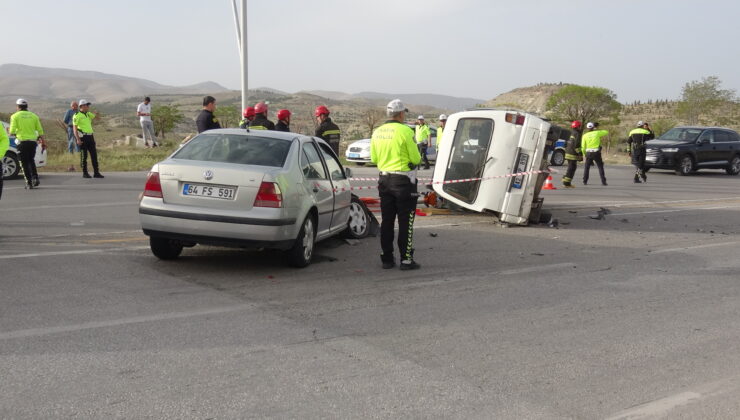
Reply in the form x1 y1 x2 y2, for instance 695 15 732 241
343 196 370 239
726 156 740 175
2 152 20 180
286 215 315 268
675 155 694 176
550 150 565 166
150 236 183 260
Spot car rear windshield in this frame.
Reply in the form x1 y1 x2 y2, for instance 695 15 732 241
659 128 703 142
172 133 292 167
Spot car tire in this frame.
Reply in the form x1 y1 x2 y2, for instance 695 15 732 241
286 214 315 268
343 196 370 239
550 150 565 166
726 156 740 175
355 162 366 166
150 236 183 260
675 155 694 176
2 152 20 180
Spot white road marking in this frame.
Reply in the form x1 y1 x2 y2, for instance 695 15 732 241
650 241 740 254
2 201 136 211
0 246 149 260
0 303 254 340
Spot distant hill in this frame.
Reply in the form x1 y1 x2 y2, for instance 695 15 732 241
303 90 484 111
483 83 568 114
0 64 230 103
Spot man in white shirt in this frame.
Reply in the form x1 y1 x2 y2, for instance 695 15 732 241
136 96 158 147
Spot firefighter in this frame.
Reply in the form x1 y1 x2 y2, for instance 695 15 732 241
436 114 447 148
562 120 583 188
196 95 221 133
9 98 45 189
239 106 255 129
275 109 291 132
314 105 341 155
370 99 421 271
73 100 104 179
415 115 431 169
250 102 275 130
627 120 654 183
581 122 609 186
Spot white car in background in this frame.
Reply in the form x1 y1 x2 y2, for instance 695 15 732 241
345 125 438 165
2 121 48 180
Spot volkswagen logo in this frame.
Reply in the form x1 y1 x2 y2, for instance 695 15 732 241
203 170 214 180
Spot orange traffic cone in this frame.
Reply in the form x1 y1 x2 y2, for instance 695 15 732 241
542 175 557 190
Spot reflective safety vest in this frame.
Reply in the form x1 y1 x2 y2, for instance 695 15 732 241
415 124 430 145
0 125 9 156
581 129 609 153
9 110 44 140
73 111 96 134
371 120 421 172
436 126 443 147
626 127 653 152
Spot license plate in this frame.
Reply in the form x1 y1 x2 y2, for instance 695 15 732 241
512 152 529 189
646 156 657 162
348 153 360 158
183 183 236 200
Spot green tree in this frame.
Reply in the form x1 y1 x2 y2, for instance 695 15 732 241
676 76 736 125
545 85 622 126
214 105 239 128
151 105 184 139
650 118 678 137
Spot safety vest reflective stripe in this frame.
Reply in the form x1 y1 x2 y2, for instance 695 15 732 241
250 126 267 130
321 129 340 136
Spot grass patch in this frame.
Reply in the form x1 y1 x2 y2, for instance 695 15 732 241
42 141 180 173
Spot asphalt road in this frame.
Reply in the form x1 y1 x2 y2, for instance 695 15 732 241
1 165 740 419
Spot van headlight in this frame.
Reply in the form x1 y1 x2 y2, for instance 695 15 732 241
661 148 679 153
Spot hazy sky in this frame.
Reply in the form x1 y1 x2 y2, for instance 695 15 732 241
4 0 739 103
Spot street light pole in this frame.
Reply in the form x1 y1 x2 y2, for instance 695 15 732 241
231 0 248 112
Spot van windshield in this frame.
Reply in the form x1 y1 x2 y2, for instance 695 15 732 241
173 133 292 167
442 118 494 204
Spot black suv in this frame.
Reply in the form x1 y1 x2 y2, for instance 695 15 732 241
644 126 740 175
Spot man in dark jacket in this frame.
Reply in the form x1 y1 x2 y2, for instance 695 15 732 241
250 102 275 130
196 96 221 133
562 120 583 188
627 121 654 183
314 105 341 155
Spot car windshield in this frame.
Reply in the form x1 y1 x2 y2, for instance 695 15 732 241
172 133 291 167
658 128 703 142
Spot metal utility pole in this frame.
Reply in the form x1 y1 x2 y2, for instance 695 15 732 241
231 0 248 111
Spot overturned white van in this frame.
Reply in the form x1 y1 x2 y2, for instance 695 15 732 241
432 109 558 225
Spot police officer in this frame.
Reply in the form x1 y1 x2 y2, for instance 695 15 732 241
250 102 275 130
562 120 583 188
581 122 609 186
239 106 255 129
275 109 291 132
370 99 421 271
627 120 654 183
436 114 447 148
9 98 46 189
314 105 341 155
415 115 431 170
73 100 104 179
196 95 221 133
0 123 8 198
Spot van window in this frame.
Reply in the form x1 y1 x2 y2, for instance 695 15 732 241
443 118 494 204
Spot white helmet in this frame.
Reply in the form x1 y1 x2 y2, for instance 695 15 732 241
586 122 595 129
636 120 645 127
16 98 28 106
439 114 448 121
417 115 425 120
386 99 407 115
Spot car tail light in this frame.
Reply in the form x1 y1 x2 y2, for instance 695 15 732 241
143 171 163 198
505 113 525 125
254 182 282 208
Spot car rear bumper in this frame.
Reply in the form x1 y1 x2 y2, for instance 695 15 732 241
142 228 295 250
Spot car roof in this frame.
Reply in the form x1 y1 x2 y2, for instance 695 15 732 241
673 126 737 131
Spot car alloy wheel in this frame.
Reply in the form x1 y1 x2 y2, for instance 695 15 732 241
676 155 694 176
287 215 315 268
726 156 740 175
551 150 565 166
2 153 20 179
345 197 370 239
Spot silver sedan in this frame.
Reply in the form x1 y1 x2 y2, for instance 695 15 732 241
139 129 373 267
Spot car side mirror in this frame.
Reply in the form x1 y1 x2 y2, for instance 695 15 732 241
344 167 353 179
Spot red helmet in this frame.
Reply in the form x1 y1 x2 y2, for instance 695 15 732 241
277 109 291 120
314 105 330 117
242 107 255 118
571 120 582 129
254 102 268 114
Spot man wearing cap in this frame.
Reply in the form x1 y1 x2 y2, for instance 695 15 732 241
9 98 45 189
627 121 654 183
62 101 79 154
314 105 341 155
370 99 422 271
73 100 104 179
137 96 158 148
250 102 275 130
415 115 431 170
436 114 447 148
196 96 221 133
581 122 609 186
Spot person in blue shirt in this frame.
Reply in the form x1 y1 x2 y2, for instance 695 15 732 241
62 101 79 153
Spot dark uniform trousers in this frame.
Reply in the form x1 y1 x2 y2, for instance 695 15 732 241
583 150 607 184
632 147 647 179
378 174 417 263
418 144 430 169
79 134 100 175
18 140 39 185
564 159 578 184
